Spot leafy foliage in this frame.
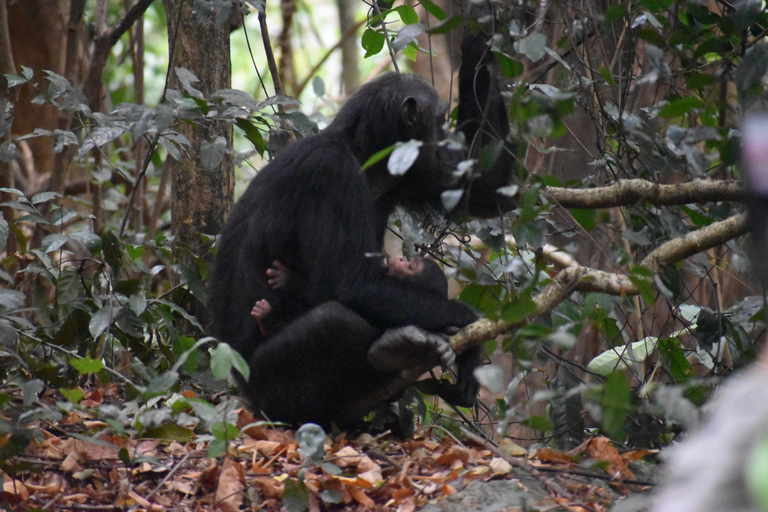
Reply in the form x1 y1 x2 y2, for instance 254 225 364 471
362 0 766 448
0 3 763 488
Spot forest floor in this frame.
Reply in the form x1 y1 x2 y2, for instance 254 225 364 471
0 392 658 511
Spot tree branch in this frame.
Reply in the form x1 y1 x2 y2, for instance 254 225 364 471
345 212 750 420
543 178 744 209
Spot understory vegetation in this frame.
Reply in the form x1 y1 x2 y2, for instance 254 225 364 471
0 0 765 504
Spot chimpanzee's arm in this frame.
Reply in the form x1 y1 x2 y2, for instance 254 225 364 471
438 346 483 408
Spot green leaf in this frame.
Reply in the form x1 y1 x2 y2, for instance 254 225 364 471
587 337 659 376
211 342 250 381
598 66 614 87
361 145 395 171
70 357 104 375
419 0 446 20
283 479 309 512
59 388 85 404
296 423 326 461
396 5 419 25
495 52 523 78
658 337 692 383
236 118 266 156
501 297 537 324
736 45 768 98
30 191 61 205
459 283 502 319
514 32 547 62
629 266 655 305
144 423 195 442
311 76 325 97
211 421 239 441
526 415 554 432
89 307 113 339
143 371 179 397
40 233 68 253
362 29 385 58
4 74 27 88
570 208 596 232
428 15 462 35
601 372 631 440
208 438 228 458
658 96 703 118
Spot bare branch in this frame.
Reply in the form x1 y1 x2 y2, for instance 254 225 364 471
641 212 748 273
543 179 744 209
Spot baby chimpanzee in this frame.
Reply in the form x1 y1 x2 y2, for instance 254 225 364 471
252 256 448 337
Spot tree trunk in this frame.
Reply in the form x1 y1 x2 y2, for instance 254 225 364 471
163 0 234 273
337 0 359 94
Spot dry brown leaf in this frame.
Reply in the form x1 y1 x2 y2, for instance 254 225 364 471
84 388 103 404
348 486 375 508
583 437 634 479
333 445 362 465
621 449 655 464
82 420 109 429
61 447 83 473
358 466 383 486
251 476 284 499
242 439 284 457
533 447 576 466
2 478 29 499
434 445 470 466
440 483 457 496
393 487 415 501
555 496 592 512
489 457 512 476
397 496 416 512
60 493 89 504
60 411 90 425
215 458 245 512
499 438 528 457
34 435 72 459
236 409 267 439
24 473 65 494
128 490 152 508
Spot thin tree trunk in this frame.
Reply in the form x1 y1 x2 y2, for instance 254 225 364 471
163 0 234 267
337 0 359 94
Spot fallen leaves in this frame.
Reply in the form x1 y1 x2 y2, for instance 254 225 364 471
0 396 652 512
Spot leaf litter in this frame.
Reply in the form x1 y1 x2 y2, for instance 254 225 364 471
0 388 655 511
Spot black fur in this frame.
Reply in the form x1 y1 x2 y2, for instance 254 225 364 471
209 74 500 426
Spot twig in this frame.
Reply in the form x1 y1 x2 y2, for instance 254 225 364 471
145 449 195 501
460 427 577 502
258 10 283 100
371 2 399 73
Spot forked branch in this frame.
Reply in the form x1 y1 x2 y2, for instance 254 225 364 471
347 212 750 419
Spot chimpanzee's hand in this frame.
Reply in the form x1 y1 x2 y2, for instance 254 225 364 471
266 261 288 289
368 326 456 373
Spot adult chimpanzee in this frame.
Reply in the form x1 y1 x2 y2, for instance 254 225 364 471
210 4 517 423
209 73 492 426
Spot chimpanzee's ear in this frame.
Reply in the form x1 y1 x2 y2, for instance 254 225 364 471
401 96 419 128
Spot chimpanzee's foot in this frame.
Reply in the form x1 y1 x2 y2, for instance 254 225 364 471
250 299 272 321
367 326 455 372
